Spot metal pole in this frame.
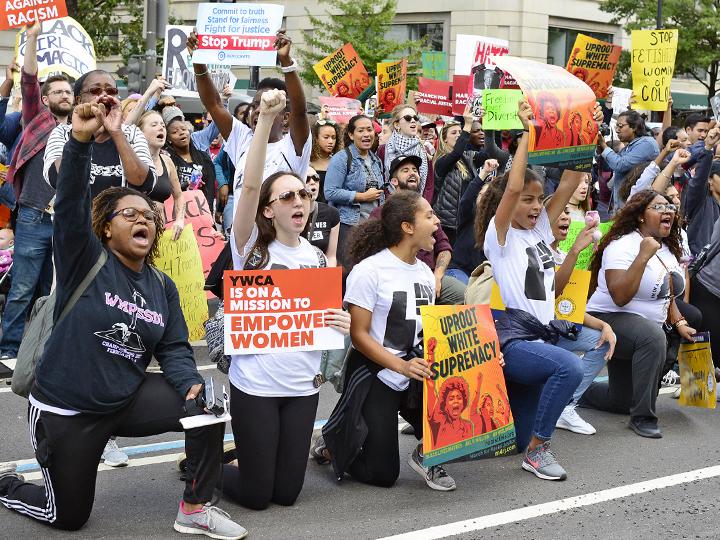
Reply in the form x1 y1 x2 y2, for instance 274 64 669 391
656 0 662 29
144 0 158 92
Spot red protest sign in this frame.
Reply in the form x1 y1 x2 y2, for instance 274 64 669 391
1 0 67 30
319 96 363 124
452 75 470 115
223 267 344 354
416 78 453 116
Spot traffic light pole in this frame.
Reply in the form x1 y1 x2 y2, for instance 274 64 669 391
143 0 158 92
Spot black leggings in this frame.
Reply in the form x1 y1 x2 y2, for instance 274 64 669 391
0 374 223 531
222 385 318 510
690 277 720 368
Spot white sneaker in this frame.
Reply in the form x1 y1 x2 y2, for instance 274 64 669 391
102 438 129 467
661 369 680 387
556 405 596 435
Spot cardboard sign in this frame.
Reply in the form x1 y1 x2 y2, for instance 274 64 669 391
451 75 470 115
162 25 236 98
422 51 448 80
2 0 67 31
318 96 362 124
223 267 344 354
314 43 370 99
557 221 613 270
459 35 511 117
678 333 716 409
611 86 633 116
566 34 622 99
193 2 284 66
415 78 453 116
492 56 599 171
14 17 95 81
154 225 208 341
421 304 516 467
631 29 679 112
482 89 524 130
376 58 407 113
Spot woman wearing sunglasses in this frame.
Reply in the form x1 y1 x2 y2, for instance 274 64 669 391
310 119 341 203
0 102 247 539
43 70 156 199
383 105 431 200
225 89 350 510
582 190 695 439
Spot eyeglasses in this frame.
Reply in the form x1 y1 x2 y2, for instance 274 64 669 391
83 86 119 96
48 89 73 97
616 122 628 129
107 207 156 222
317 119 337 126
268 189 312 204
306 174 320 182
401 115 419 123
648 203 677 213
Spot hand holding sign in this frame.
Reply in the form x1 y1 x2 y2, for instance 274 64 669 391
25 20 42 38
186 28 199 56
517 100 533 129
274 31 292 65
325 308 351 335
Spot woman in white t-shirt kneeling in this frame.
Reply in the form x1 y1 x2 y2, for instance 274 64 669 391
318 190 457 492
581 190 695 439
225 89 351 510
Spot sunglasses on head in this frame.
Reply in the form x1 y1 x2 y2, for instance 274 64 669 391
317 119 337 126
401 114 419 123
107 207 156 222
83 86 119 96
268 189 312 204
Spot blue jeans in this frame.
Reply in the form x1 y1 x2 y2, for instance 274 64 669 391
0 206 53 356
445 268 469 285
502 339 583 449
555 326 609 404
222 194 234 234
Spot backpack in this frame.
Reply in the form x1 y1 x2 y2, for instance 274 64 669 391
464 261 495 305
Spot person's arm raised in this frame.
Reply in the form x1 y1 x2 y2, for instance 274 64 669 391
100 97 152 187
124 77 170 126
186 29 234 140
233 88 286 251
275 31 309 156
493 100 532 246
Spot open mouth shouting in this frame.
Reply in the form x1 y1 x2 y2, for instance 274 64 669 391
132 226 150 248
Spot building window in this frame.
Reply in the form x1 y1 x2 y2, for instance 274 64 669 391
387 22 444 52
547 27 614 66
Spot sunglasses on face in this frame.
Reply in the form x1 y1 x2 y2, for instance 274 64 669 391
401 115 419 123
83 86 119 96
268 188 312 204
306 174 320 182
107 207 156 222
648 203 677 213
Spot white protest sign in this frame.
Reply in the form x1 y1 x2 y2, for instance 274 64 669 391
454 34 508 76
14 17 96 81
162 25 237 98
611 86 633 116
193 3 284 66
710 95 720 122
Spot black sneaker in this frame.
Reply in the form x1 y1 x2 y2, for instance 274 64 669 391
629 418 662 439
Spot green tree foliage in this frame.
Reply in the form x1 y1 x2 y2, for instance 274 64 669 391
600 0 720 102
297 0 424 93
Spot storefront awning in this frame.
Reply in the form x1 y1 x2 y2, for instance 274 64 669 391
671 91 709 111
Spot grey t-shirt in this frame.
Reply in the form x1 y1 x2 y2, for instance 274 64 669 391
358 154 380 221
697 218 720 298
18 151 55 211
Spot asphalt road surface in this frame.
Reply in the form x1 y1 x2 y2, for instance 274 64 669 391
1 348 718 540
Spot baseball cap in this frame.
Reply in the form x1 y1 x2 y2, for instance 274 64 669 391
389 154 422 179
162 105 185 126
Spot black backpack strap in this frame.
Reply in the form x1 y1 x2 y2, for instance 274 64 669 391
56 249 108 325
345 147 353 173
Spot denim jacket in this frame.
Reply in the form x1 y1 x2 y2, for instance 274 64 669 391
324 144 385 225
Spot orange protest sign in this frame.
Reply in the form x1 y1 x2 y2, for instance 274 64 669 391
223 267 344 354
1 0 67 31
376 58 407 113
565 34 622 99
313 43 371 99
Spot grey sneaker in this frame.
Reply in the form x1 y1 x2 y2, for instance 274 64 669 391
310 435 330 465
174 503 248 539
522 442 567 481
0 462 24 494
408 444 456 491
102 438 129 467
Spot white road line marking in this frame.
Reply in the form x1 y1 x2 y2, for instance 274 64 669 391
377 464 720 540
1 358 16 369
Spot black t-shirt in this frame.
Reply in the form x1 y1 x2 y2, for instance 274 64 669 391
307 202 340 254
148 156 174 203
19 151 55 211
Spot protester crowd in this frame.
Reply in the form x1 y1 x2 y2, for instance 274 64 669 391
0 21 718 540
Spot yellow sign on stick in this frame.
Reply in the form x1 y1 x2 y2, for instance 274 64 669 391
631 29 678 111
678 333 716 409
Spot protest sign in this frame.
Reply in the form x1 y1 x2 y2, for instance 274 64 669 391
154 225 208 341
482 89 524 130
162 25 236 98
451 75 470 115
415 78 453 116
163 191 226 285
422 51 448 80
421 304 516 467
318 96 362 124
678 333 716 409
611 86 633 116
565 34 621 99
710 95 720 122
376 58 408 113
457 35 512 116
223 267 344 354
14 17 95 81
193 2 284 66
313 43 370 99
631 29 678 112
557 221 612 270
493 56 599 171
2 0 67 31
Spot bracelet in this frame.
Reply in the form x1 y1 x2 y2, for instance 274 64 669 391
280 59 298 73
194 68 209 77
674 317 688 328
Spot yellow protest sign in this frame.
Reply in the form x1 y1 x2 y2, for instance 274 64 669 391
631 29 678 111
154 225 208 341
376 58 407 113
678 333 716 409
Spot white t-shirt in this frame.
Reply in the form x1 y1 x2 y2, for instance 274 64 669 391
344 249 435 391
484 208 557 324
586 231 685 324
229 224 326 397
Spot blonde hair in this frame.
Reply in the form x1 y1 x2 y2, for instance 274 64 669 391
121 97 139 114
435 122 469 179
390 104 417 131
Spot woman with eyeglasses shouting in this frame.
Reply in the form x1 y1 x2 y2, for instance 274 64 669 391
383 105 431 199
0 101 248 539
43 70 156 199
310 118 342 203
225 89 350 511
305 166 340 266
581 190 695 439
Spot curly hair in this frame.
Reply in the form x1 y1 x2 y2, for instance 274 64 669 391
345 191 423 269
474 168 544 248
91 187 165 266
617 161 652 203
589 189 683 294
536 92 561 122
311 121 342 161
439 377 469 414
